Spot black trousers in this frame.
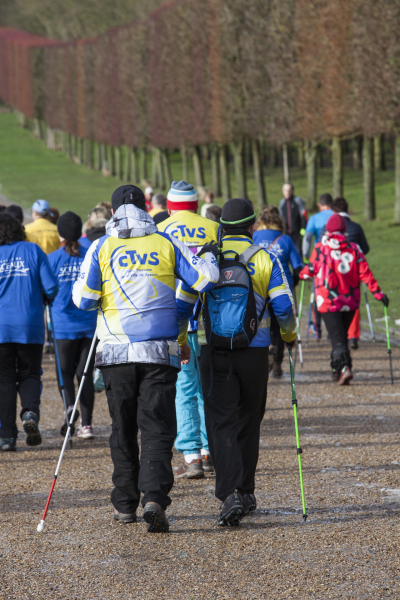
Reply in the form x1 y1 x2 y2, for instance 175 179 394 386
321 311 355 371
269 305 284 365
0 343 43 438
55 338 95 426
200 346 269 502
102 362 178 513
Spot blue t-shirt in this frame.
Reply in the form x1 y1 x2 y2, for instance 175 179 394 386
48 245 97 339
78 236 92 250
252 230 302 289
0 241 58 344
305 209 334 240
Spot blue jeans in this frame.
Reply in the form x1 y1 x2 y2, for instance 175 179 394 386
175 333 208 455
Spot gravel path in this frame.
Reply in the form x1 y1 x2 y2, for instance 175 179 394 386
1 333 400 599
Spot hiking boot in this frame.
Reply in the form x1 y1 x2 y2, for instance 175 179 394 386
338 366 353 386
217 489 245 527
332 369 340 381
22 411 42 447
174 458 204 479
272 362 283 378
243 493 257 515
60 405 80 438
0 438 16 451
143 502 169 533
202 454 214 473
113 510 136 524
44 342 54 355
77 425 94 439
349 338 358 350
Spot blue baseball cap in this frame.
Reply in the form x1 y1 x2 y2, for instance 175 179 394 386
32 199 52 215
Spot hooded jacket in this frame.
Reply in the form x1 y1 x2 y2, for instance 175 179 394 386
72 204 219 368
299 232 383 313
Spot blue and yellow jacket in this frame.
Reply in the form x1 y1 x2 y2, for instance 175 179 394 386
177 234 297 347
158 210 218 335
72 204 219 368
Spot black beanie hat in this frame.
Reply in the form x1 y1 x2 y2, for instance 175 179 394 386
220 198 256 229
57 211 82 242
111 185 146 212
5 204 24 224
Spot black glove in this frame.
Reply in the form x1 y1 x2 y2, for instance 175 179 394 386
197 241 219 259
380 294 389 307
43 295 53 307
286 339 297 348
293 266 302 288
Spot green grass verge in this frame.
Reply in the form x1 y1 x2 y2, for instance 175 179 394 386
0 110 398 325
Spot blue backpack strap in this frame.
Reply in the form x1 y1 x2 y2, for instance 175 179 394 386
238 244 263 265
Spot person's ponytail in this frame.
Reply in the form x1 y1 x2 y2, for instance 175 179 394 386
64 240 80 257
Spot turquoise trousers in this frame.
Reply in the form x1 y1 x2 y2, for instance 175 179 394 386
175 333 209 454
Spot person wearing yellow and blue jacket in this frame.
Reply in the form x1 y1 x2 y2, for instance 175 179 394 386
177 198 297 527
158 180 218 481
72 185 219 533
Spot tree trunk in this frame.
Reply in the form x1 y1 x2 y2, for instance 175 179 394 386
374 134 386 171
210 144 221 197
84 139 93 168
66 134 72 159
108 145 115 176
269 144 279 168
318 145 325 168
282 143 290 183
352 136 362 169
181 146 188 181
151 148 159 188
297 141 305 169
231 140 247 198
363 136 375 221
124 146 131 181
251 139 266 210
394 135 400 224
192 146 205 189
219 144 231 202
161 149 172 189
78 138 85 163
331 137 343 198
139 148 147 182
94 142 101 170
156 148 165 190
99 144 107 171
130 148 139 183
305 141 318 211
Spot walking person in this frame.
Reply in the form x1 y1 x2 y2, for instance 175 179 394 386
302 193 333 260
279 183 307 256
158 181 219 479
24 200 60 254
319 196 370 349
300 213 387 384
48 212 97 439
73 185 219 532
4 204 38 244
253 205 302 378
0 213 58 450
178 198 297 526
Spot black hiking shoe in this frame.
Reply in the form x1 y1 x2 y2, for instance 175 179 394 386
272 363 283 378
22 411 42 447
60 405 80 438
243 493 257 515
217 489 245 527
113 510 137 524
143 502 169 533
0 438 16 451
349 338 358 350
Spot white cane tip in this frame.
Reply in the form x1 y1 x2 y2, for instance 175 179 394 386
37 521 45 533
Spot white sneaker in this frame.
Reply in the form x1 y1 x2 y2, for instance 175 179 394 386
77 425 94 439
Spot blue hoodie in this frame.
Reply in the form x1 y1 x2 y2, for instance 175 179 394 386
0 241 58 344
48 244 97 340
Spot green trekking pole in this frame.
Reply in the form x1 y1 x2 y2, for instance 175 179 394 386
384 306 394 385
288 347 307 521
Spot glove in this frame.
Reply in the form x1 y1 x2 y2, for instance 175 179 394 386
285 338 298 349
380 294 389 307
43 295 53 307
197 241 219 259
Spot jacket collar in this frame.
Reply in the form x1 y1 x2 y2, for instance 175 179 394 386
106 204 157 239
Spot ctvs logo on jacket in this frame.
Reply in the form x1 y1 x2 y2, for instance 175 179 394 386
224 270 233 280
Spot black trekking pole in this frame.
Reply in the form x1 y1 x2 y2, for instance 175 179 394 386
37 330 97 533
288 347 307 521
384 306 394 385
47 306 73 449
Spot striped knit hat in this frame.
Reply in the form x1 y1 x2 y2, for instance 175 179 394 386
167 180 198 211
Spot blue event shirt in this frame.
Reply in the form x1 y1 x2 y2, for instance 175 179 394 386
0 241 58 344
305 209 334 240
252 229 302 289
48 244 97 339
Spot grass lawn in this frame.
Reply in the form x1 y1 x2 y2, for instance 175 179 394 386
0 110 398 326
